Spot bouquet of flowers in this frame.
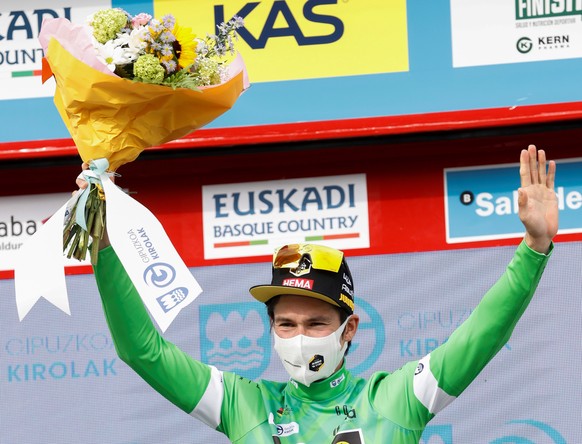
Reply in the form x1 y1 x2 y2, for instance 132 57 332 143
88 9 244 90
39 8 248 264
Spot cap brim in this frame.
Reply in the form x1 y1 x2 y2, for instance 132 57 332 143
249 284 341 308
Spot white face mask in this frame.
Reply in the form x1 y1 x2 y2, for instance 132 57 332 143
273 317 350 387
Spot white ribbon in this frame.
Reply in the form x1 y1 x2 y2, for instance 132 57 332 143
15 159 202 332
99 170 202 332
14 201 72 321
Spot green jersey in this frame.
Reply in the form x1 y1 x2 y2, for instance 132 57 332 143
94 241 550 444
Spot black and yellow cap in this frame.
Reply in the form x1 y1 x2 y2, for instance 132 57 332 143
249 243 355 315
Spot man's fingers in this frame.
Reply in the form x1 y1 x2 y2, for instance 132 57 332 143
528 144 538 184
547 160 556 191
76 172 88 189
520 149 532 188
537 149 547 185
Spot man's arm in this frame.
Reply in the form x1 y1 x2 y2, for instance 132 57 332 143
374 146 558 425
419 145 557 409
94 246 215 415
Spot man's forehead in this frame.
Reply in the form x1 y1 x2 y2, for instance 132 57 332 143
273 295 340 318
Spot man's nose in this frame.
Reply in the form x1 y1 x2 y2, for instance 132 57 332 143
295 324 307 336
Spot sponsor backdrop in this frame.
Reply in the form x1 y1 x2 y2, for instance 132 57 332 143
1 242 580 443
1 2 581 441
2 0 582 148
1 144 581 443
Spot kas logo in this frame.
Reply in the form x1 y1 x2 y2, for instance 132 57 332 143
200 302 271 380
169 0 408 82
215 0 344 49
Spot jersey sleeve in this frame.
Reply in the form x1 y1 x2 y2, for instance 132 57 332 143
413 240 552 415
371 240 552 429
94 246 216 417
94 246 268 438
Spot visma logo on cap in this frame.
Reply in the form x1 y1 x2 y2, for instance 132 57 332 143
289 255 312 276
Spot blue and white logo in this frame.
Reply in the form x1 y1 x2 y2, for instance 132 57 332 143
143 263 176 288
445 158 582 243
421 424 452 444
419 420 566 443
199 302 271 380
156 287 189 312
490 419 566 443
347 298 385 376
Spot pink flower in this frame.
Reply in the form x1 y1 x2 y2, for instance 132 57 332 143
131 13 152 27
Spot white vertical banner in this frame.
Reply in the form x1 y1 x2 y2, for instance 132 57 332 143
14 202 71 320
100 174 202 332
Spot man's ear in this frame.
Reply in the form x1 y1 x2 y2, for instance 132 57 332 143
343 314 360 341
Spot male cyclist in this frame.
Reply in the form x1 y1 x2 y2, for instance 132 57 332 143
91 145 557 443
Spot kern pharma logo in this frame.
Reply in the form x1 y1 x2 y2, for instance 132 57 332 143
153 0 409 82
199 302 271 380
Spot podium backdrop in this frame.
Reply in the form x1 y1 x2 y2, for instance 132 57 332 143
1 241 581 443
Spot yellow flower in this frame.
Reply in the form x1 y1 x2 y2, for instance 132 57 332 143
172 23 197 69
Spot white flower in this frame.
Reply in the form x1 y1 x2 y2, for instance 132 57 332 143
128 27 148 52
113 27 147 62
196 39 209 56
94 39 132 71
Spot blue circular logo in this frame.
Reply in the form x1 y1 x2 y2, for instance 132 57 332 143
491 419 566 444
143 263 176 288
348 298 385 376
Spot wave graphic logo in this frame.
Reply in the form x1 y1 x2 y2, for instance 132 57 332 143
421 425 452 444
199 302 271 380
420 420 567 443
490 419 566 444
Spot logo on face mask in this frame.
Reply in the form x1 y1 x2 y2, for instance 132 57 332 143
274 318 349 386
308 354 325 372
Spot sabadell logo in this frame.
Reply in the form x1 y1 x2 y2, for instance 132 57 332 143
517 37 533 53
